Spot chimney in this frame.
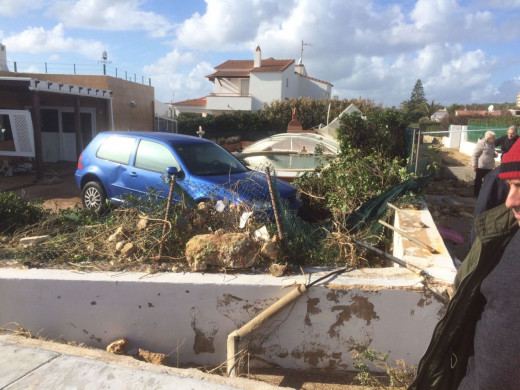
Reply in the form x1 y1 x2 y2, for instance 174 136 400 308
254 45 261 68
0 44 9 71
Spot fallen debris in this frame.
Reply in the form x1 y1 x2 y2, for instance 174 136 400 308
106 338 128 355
137 348 169 365
19 235 50 245
185 231 259 271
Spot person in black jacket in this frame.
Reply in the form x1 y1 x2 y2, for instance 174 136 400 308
469 166 509 245
495 125 518 160
409 140 520 390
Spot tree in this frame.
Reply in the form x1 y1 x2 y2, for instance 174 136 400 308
406 79 428 122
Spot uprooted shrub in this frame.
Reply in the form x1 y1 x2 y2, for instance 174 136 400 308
0 192 49 234
0 190 278 272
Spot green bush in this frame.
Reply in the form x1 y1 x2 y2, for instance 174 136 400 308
337 108 409 161
0 192 49 234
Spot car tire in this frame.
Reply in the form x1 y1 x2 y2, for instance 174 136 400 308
82 181 107 213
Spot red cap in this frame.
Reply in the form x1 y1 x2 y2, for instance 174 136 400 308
499 139 520 180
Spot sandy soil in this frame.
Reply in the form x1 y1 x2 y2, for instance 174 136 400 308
13 175 82 211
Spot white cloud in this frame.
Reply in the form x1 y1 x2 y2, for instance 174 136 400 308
0 0 44 17
479 0 520 9
3 24 105 60
175 0 297 50
143 49 213 103
48 0 174 38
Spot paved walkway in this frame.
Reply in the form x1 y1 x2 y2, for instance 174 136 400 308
0 335 283 390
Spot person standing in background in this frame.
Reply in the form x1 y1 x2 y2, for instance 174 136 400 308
471 131 496 197
495 125 518 160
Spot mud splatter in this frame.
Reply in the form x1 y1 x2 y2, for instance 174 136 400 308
305 297 321 326
190 307 218 354
328 295 379 337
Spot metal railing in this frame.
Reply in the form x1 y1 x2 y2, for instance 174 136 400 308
6 60 151 86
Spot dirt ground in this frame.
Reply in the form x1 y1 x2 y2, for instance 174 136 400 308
13 174 82 211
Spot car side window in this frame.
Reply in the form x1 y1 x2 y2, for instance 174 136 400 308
135 139 180 173
96 135 135 165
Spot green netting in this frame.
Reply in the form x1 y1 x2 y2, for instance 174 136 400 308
466 123 508 143
405 127 437 177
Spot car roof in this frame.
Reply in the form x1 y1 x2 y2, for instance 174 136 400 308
98 131 212 146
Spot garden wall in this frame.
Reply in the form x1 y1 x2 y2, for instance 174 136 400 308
0 203 454 373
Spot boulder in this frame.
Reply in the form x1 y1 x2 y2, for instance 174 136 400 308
260 236 280 261
108 226 126 242
185 232 259 271
106 338 127 355
120 242 137 258
136 218 148 230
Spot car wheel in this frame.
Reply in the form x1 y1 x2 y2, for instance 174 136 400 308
82 181 107 213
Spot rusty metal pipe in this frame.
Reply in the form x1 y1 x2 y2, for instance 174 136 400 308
226 284 307 377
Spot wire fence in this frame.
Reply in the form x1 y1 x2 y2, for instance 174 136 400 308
6 60 151 86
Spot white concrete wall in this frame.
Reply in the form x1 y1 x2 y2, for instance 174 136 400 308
250 72 283 106
298 77 330 100
0 263 448 372
206 95 253 111
281 67 299 100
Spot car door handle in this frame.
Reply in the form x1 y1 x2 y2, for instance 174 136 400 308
129 172 138 177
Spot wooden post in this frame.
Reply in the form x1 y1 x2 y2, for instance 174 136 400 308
74 96 83 158
265 167 285 246
414 130 422 176
31 91 44 180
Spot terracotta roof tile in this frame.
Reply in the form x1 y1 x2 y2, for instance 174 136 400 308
209 58 294 77
206 70 250 79
174 97 207 106
251 59 294 72
298 73 333 87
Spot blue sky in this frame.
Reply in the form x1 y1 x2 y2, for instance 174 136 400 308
1 0 520 108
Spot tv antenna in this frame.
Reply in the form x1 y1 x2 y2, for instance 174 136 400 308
99 50 111 65
98 50 111 75
300 40 311 64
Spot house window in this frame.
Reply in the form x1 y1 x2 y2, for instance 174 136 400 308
0 114 14 151
240 79 249 96
41 109 59 133
286 78 289 88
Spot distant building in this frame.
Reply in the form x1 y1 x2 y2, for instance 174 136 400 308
0 44 170 179
431 108 448 121
173 46 332 116
455 109 501 117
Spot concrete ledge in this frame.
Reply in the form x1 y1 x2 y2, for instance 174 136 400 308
0 335 281 389
0 264 446 372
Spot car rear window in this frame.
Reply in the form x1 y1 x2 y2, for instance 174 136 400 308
96 135 135 165
135 139 180 173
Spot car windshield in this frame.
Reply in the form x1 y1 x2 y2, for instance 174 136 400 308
174 142 248 176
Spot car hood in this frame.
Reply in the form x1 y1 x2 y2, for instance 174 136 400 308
182 170 297 202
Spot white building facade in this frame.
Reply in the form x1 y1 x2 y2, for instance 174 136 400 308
174 46 332 116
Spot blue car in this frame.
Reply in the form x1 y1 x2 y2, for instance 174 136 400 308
75 131 301 214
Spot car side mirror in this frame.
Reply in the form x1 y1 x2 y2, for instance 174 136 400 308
167 166 185 180
166 167 178 176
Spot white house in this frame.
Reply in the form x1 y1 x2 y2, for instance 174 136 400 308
430 108 448 122
173 46 332 116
